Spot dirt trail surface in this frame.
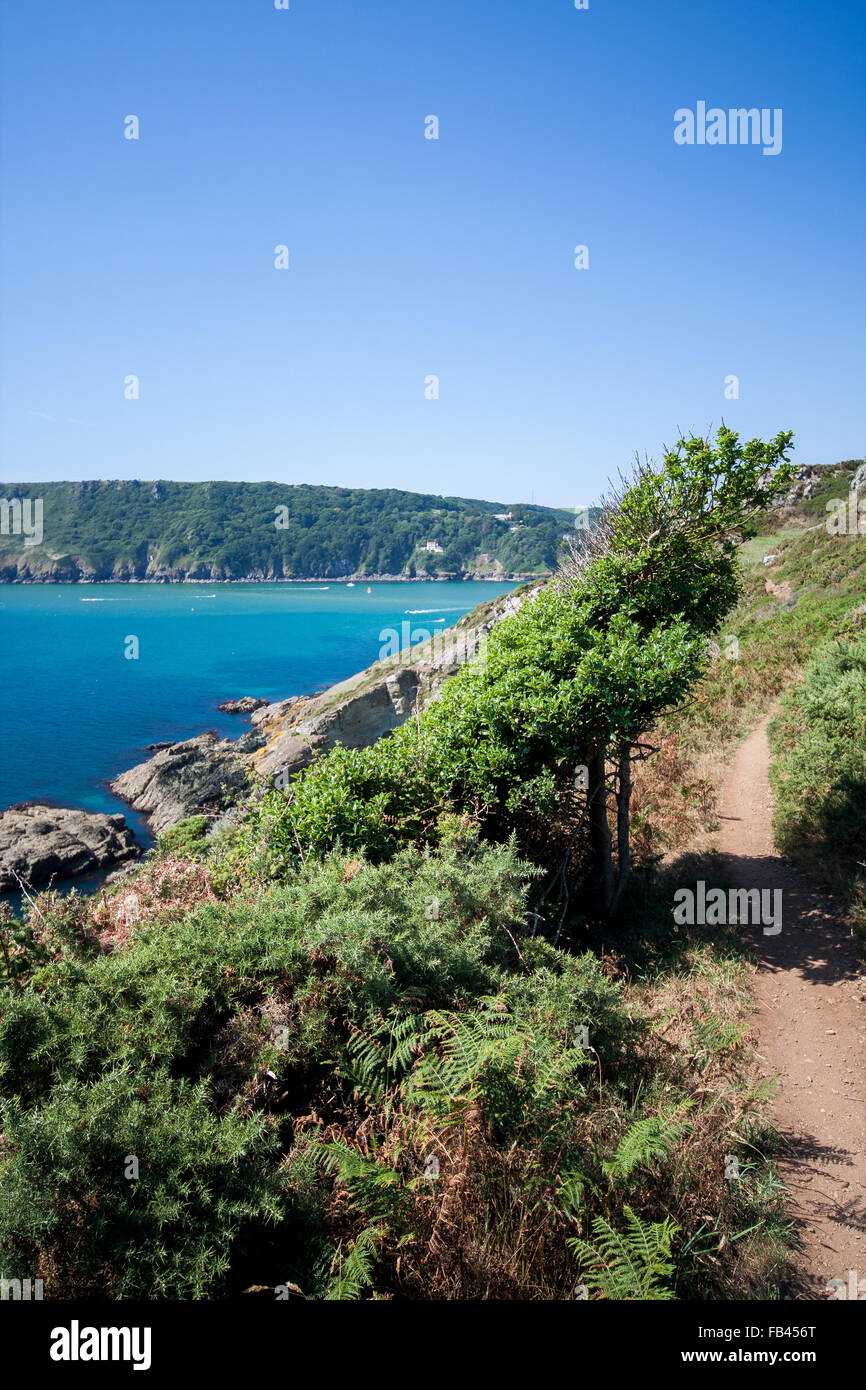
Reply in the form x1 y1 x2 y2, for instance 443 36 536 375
714 718 866 1298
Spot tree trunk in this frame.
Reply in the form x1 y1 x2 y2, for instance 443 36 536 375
588 743 614 917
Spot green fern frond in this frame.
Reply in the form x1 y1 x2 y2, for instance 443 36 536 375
342 1012 432 1099
568 1205 678 1300
407 1006 529 1110
307 1137 403 1223
325 1224 384 1300
602 1103 691 1182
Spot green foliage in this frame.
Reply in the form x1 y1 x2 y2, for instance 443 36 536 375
0 891 99 994
0 480 572 580
569 1206 678 1300
0 905 48 993
227 597 709 875
324 1225 384 1300
769 635 866 922
665 464 866 753
0 1070 281 1299
0 831 541 1296
602 1105 691 1182
155 814 211 861
0 821 790 1299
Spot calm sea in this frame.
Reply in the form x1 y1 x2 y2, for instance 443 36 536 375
0 581 516 847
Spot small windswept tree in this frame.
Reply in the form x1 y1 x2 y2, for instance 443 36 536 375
558 425 794 915
229 427 794 925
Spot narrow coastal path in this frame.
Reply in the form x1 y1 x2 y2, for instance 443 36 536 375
713 718 866 1297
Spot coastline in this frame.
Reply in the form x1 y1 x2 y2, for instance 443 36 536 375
1 580 529 895
0 573 546 585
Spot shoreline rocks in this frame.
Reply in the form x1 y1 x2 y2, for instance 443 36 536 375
0 567 544 585
0 805 140 894
217 697 269 714
111 732 259 838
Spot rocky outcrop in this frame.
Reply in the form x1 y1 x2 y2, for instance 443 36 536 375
110 585 538 834
781 465 822 507
252 666 425 781
780 461 866 508
0 805 139 892
111 732 257 837
849 461 866 493
218 697 269 714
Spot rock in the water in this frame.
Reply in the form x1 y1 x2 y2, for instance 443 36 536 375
0 805 139 893
111 732 253 837
217 697 269 714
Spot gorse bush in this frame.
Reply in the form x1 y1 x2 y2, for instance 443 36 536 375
0 828 551 1296
0 1070 282 1299
0 823 781 1299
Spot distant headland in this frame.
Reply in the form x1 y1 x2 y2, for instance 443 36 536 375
0 480 591 584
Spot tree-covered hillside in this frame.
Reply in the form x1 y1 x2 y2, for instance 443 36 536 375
0 480 580 582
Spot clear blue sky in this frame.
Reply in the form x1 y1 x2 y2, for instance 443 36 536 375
1 0 863 508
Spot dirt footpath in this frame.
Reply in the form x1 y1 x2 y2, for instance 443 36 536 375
714 718 866 1298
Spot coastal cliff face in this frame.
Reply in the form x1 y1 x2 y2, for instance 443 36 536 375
110 586 535 837
249 665 424 782
0 558 537 584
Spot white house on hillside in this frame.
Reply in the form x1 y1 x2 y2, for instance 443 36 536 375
424 540 444 553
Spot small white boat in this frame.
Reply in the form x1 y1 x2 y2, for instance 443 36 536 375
346 582 355 587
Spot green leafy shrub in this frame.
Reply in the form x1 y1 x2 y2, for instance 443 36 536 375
770 635 866 925
155 814 211 861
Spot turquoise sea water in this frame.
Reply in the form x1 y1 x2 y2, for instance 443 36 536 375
0 581 516 848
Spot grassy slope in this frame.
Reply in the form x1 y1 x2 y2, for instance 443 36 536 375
632 467 866 862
